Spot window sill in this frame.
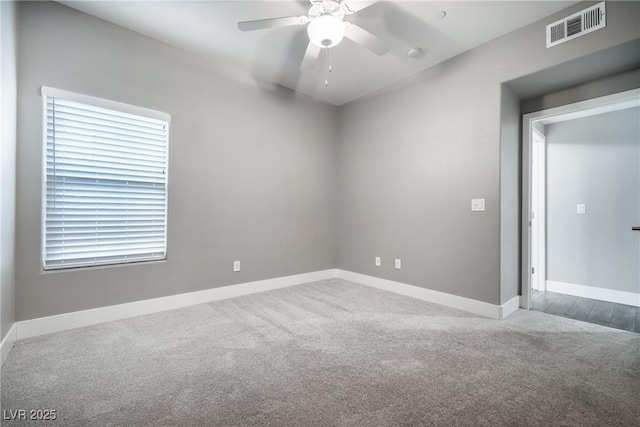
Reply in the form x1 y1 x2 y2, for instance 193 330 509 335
41 258 168 275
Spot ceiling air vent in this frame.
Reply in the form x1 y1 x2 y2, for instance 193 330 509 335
546 2 606 48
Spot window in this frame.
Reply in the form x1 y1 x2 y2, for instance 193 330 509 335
42 87 170 270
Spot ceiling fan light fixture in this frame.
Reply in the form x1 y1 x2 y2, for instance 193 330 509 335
307 14 346 48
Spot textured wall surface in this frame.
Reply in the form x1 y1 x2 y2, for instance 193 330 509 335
16 2 338 320
11 1 640 320
337 1 639 304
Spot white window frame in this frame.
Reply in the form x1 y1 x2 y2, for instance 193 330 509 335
41 86 171 270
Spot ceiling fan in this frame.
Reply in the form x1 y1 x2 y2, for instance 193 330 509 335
237 0 390 72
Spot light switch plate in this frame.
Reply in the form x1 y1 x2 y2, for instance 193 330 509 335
471 199 485 212
577 204 586 215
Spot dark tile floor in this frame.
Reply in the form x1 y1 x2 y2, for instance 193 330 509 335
531 290 640 333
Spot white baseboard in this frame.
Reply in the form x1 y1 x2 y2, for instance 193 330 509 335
16 269 338 341
546 280 640 307
1 323 17 367
337 270 517 320
500 296 521 319
10 268 521 347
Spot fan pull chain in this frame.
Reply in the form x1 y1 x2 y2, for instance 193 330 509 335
325 47 329 87
324 46 334 87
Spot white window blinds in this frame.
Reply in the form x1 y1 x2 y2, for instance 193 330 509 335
42 87 170 270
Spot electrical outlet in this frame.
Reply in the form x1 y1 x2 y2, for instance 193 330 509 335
395 259 401 270
375 257 381 267
233 260 240 272
471 199 485 211
577 204 586 215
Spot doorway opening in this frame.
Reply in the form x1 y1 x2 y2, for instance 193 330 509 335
521 88 640 332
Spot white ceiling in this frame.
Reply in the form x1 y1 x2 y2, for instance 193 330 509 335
58 1 580 106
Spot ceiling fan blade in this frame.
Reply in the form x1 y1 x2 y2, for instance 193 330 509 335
238 16 308 32
300 41 321 71
344 23 390 56
342 1 378 14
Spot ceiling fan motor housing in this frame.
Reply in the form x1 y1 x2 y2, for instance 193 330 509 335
309 0 344 16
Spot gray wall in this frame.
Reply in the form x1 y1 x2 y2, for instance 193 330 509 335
546 108 640 294
1 0 18 341
16 2 338 320
337 1 639 305
522 68 640 114
12 1 640 321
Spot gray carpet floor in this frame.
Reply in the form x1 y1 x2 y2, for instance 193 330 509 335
1 278 639 426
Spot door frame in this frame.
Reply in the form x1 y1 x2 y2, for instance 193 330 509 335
530 128 546 292
520 88 640 309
